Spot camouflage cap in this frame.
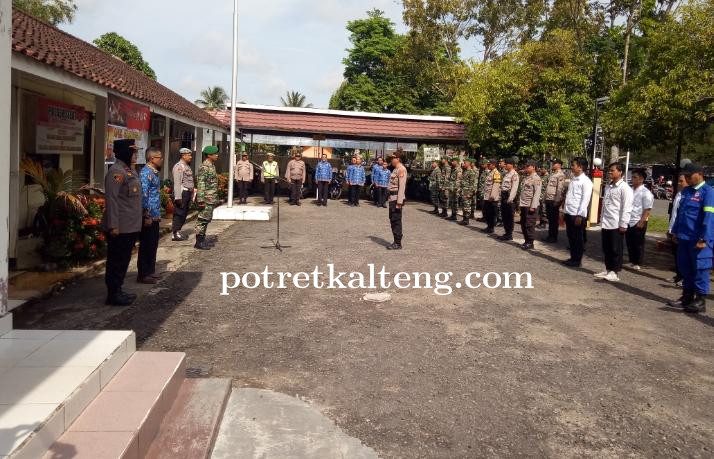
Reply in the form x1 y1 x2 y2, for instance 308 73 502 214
202 145 219 155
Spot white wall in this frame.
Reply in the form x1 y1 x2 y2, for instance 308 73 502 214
1 0 12 315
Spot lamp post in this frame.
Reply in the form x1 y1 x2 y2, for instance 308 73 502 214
227 0 239 208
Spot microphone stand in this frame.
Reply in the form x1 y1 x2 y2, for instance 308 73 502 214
251 160 292 251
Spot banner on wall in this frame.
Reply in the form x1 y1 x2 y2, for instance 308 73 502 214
105 94 151 164
36 97 86 155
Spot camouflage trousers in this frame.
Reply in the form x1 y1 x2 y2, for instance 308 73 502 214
448 190 459 213
440 189 449 209
430 189 440 207
462 193 474 216
195 204 215 237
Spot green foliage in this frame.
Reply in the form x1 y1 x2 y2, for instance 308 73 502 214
195 86 229 110
13 0 76 25
281 91 313 108
93 32 157 80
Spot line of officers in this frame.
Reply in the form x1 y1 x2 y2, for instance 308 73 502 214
428 156 562 250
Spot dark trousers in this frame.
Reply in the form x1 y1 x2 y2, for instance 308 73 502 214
138 221 160 279
564 214 585 263
520 207 538 243
500 192 515 235
484 200 498 229
545 201 559 240
264 178 276 203
171 189 192 233
376 187 387 207
290 179 302 204
389 200 403 244
626 223 648 265
105 232 138 296
317 181 329 204
601 228 624 273
671 240 681 278
238 180 249 201
349 185 361 205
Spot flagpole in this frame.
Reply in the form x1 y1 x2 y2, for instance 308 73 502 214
227 0 239 208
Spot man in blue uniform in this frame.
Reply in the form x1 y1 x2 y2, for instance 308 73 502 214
667 163 713 314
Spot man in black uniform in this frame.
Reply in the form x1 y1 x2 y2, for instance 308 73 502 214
102 139 143 306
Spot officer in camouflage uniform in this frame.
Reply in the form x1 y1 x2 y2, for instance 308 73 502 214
496 158 506 226
195 145 220 250
538 164 550 228
447 156 462 221
439 157 451 217
428 160 442 214
460 158 477 226
476 159 488 221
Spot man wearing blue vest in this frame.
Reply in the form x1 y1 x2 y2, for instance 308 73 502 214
667 163 714 314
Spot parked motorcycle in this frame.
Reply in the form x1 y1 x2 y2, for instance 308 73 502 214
329 171 345 200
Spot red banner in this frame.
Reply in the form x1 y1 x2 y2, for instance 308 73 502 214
36 97 86 155
107 94 150 131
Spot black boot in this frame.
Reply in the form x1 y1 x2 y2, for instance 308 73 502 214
447 212 458 221
440 209 448 218
387 242 402 250
194 234 210 250
684 294 707 314
430 206 440 215
667 290 694 308
172 231 186 241
459 217 469 226
105 290 135 307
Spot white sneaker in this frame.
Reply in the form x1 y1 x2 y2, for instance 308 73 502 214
594 271 609 279
604 271 620 282
630 264 641 271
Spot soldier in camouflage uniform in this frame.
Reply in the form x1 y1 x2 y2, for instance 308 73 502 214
460 158 477 226
439 157 451 218
496 158 506 226
428 160 442 214
447 156 462 221
476 159 488 221
195 145 220 250
538 164 550 228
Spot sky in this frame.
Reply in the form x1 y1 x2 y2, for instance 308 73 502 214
62 0 410 109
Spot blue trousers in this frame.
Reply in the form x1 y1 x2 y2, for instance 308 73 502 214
677 239 712 295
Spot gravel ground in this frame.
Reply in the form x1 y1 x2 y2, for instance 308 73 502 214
14 198 714 458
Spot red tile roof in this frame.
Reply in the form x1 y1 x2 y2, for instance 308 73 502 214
11 8 223 128
209 107 465 142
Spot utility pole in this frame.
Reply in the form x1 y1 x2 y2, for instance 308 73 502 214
227 0 239 208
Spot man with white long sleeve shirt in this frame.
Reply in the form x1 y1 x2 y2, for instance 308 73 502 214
562 157 593 268
595 162 633 282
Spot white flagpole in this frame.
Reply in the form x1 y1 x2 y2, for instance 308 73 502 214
227 0 239 208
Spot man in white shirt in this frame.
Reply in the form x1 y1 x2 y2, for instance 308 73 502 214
562 157 593 268
595 162 633 282
668 174 687 285
625 169 654 270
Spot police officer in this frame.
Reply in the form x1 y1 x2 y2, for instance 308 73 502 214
387 151 408 250
667 163 713 314
428 160 442 214
543 159 565 243
519 160 543 250
195 145 220 250
171 148 195 241
481 159 501 234
439 157 451 218
460 158 477 226
234 152 254 204
447 156 462 221
102 139 142 306
285 152 307 206
499 157 520 241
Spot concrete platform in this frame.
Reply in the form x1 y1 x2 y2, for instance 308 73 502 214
212 203 272 221
0 328 135 459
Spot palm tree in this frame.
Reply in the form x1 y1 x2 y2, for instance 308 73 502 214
281 91 313 108
195 86 229 110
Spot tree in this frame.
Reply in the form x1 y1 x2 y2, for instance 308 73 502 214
280 91 313 108
93 32 157 80
195 87 229 110
329 9 418 113
13 0 76 25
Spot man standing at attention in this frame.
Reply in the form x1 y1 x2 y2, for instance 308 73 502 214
261 152 279 204
562 157 593 268
347 156 366 207
667 163 713 314
387 151 408 250
373 157 390 208
171 147 194 241
103 139 142 306
543 159 565 243
459 158 477 226
138 148 163 284
285 152 306 206
195 146 220 250
481 159 501 234
234 152 254 204
595 162 633 282
439 157 451 218
428 160 442 214
446 156 462 221
314 153 332 206
499 157 520 241
518 160 542 250
626 169 654 270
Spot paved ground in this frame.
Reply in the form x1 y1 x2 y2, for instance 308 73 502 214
13 196 714 458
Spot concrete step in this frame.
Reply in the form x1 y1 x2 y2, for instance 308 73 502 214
44 351 186 459
144 378 232 459
0 329 135 459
